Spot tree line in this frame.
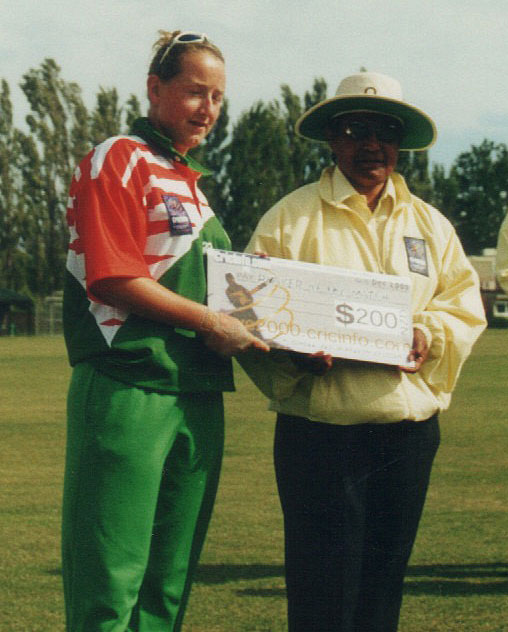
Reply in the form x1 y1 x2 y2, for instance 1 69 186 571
1 59 508 298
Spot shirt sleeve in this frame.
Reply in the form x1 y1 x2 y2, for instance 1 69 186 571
74 142 152 292
412 230 487 395
496 214 508 295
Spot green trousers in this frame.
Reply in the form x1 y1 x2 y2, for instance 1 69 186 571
62 363 224 632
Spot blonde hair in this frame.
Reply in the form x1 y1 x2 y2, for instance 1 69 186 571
149 30 224 81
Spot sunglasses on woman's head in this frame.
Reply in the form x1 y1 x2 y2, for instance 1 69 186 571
159 31 208 66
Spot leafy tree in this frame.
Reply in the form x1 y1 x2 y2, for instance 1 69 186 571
90 90 143 145
6 59 144 297
430 163 459 221
15 131 48 296
0 80 27 290
67 81 91 165
20 58 90 294
90 87 123 145
124 94 142 131
397 151 433 202
211 79 331 250
21 59 86 294
222 100 294 249
190 99 230 223
279 78 331 189
448 140 508 254
9 59 506 294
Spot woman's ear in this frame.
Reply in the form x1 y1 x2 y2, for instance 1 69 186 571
146 74 161 105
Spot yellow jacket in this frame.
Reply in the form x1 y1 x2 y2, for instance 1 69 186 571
496 213 508 295
242 167 486 424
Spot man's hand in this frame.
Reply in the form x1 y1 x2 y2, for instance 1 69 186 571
200 310 270 357
400 327 429 373
290 350 334 376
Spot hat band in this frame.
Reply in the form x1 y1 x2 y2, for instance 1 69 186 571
330 109 405 127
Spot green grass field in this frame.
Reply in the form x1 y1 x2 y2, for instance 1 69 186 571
1 332 507 631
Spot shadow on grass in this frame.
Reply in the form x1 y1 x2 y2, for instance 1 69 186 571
237 587 287 597
194 562 508 598
404 563 508 596
195 563 284 584
45 562 508 597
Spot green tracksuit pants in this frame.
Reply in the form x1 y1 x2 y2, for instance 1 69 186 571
62 362 225 632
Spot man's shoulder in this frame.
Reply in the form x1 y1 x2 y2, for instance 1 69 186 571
409 192 453 226
257 182 321 233
392 173 454 234
401 191 459 251
271 178 322 213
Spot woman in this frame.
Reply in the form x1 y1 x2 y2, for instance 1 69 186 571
62 30 268 632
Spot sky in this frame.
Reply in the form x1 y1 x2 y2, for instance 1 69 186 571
2 0 508 169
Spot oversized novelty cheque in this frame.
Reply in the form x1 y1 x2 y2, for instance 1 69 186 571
207 249 414 366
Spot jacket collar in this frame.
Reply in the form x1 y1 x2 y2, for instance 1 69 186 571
130 117 212 176
320 166 412 209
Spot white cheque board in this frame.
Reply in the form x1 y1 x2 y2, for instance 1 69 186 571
207 249 414 366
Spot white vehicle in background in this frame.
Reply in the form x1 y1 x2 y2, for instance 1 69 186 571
468 249 508 324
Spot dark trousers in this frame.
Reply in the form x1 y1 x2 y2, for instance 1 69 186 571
274 414 440 632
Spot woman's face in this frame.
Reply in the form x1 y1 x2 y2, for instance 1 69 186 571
147 50 225 154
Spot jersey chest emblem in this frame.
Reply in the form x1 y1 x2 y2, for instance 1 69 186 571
163 195 193 236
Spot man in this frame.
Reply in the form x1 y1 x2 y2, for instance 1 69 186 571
243 72 486 632
496 214 508 294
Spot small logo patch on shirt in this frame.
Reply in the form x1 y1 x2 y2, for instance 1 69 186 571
404 237 429 276
163 195 193 235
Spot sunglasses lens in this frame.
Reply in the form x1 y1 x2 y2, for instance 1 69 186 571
160 32 207 67
377 124 402 142
339 120 402 143
178 33 204 43
346 122 369 140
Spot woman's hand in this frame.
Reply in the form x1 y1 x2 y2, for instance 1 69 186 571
90 277 269 357
200 310 270 356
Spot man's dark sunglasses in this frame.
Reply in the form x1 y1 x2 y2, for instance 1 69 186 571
331 117 404 144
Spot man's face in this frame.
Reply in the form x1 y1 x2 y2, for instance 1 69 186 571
327 113 402 194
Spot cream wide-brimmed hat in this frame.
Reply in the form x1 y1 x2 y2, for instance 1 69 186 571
295 72 437 151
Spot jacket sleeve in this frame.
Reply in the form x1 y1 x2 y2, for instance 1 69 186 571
245 205 287 259
496 215 508 295
241 202 310 399
412 230 486 395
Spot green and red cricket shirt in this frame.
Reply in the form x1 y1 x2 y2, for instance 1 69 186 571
63 119 234 393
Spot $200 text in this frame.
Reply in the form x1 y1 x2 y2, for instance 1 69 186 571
335 301 410 337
